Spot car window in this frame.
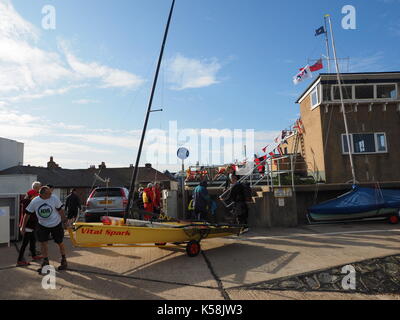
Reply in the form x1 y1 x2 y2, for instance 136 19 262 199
93 189 121 197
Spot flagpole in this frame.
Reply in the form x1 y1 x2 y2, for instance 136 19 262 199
326 14 356 185
324 15 331 73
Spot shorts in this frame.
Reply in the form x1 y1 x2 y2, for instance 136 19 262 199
37 223 64 244
67 210 78 220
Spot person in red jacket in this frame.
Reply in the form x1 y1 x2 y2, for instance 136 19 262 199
152 182 162 215
143 183 154 220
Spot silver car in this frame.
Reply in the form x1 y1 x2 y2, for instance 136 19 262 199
84 187 129 222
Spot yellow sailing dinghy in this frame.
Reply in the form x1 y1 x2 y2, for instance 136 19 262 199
68 218 245 257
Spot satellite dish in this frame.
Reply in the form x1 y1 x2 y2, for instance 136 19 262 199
177 147 189 160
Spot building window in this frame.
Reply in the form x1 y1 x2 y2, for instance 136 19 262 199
355 85 374 100
341 133 388 154
333 85 353 100
376 133 387 152
322 85 331 101
377 84 396 99
310 87 320 108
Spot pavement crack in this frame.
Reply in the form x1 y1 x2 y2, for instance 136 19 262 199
201 251 231 301
65 267 218 291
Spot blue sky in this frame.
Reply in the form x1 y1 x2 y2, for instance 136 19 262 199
1 0 399 171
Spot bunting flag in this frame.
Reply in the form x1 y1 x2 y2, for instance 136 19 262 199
294 119 304 134
293 65 312 85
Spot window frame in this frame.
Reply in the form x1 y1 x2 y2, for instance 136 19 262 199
331 83 398 102
353 84 375 100
376 83 397 100
341 132 388 155
310 85 321 110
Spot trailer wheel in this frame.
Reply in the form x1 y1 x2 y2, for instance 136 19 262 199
388 215 399 225
186 240 201 257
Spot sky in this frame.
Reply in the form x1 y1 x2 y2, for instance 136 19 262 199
1 0 399 172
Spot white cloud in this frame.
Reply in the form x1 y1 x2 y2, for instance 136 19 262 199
72 99 100 105
167 53 222 90
0 0 144 103
61 44 145 89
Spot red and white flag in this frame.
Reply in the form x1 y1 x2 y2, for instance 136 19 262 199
293 65 312 85
300 59 323 72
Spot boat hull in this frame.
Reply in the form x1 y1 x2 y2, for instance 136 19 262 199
308 208 397 223
71 222 243 245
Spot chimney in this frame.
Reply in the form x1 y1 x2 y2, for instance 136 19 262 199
47 156 60 169
98 162 106 169
145 163 152 168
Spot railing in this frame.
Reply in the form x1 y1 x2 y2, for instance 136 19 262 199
219 154 308 208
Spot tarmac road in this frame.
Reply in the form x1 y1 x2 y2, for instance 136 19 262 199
1 221 399 300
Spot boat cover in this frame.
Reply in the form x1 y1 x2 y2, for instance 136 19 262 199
309 186 400 214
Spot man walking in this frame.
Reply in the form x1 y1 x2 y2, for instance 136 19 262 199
21 186 68 273
16 192 43 266
226 175 249 226
65 189 82 225
193 181 211 221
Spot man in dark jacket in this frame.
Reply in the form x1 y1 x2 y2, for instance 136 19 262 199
17 192 43 266
227 175 249 225
193 181 211 221
65 189 82 224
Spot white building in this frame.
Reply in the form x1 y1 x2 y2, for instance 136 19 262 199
0 137 23 171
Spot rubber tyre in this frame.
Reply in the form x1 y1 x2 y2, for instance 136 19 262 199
186 241 201 257
388 215 399 225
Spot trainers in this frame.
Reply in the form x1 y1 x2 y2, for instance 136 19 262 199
57 259 68 271
37 260 50 274
16 260 30 267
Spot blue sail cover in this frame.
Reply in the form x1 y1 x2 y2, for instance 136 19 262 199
309 186 400 215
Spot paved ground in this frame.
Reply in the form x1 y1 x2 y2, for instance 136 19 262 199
1 221 400 300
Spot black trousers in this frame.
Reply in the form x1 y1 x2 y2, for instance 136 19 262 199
233 202 248 225
194 208 208 221
18 231 37 261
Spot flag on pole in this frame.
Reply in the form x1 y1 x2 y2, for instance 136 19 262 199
300 59 323 72
293 65 312 85
310 59 323 72
315 26 326 36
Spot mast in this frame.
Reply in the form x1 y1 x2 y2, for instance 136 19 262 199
326 14 356 185
323 15 331 73
124 0 176 221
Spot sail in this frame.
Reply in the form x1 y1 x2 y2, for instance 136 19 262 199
309 186 400 215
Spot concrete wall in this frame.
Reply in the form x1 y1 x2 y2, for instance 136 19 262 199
0 138 24 171
0 174 37 195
